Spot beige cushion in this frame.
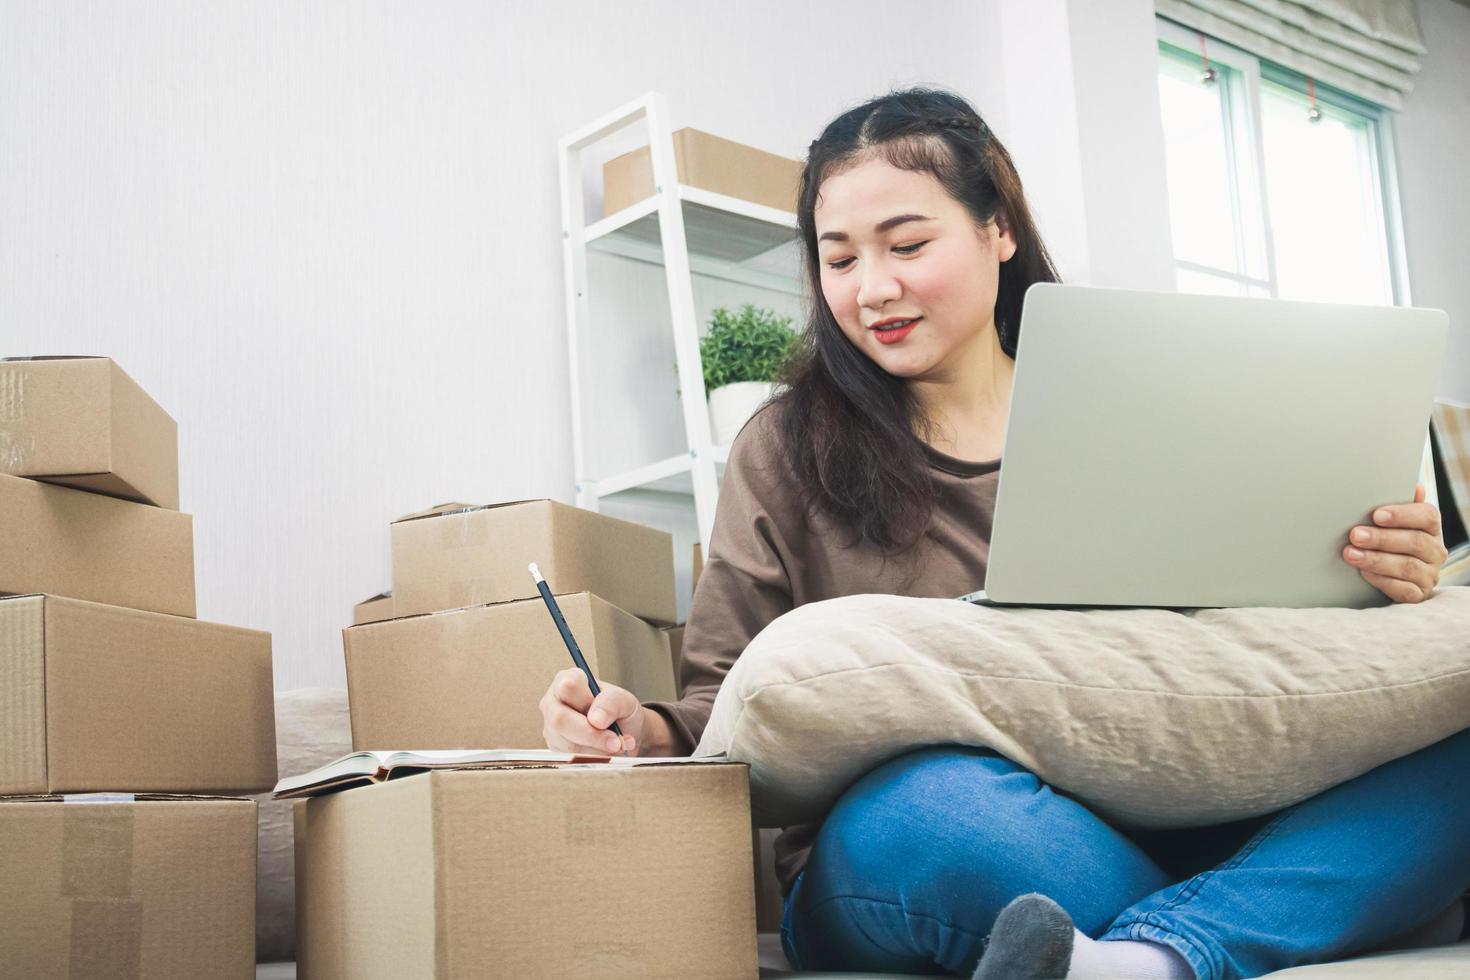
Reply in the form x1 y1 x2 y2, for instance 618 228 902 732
696 587 1470 829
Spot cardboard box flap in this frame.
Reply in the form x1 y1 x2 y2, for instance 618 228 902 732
392 498 540 524
352 591 396 625
345 587 590 630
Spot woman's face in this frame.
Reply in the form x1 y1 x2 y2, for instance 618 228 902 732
813 155 1016 379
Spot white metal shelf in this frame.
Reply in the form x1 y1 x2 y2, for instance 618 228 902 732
558 91 795 551
591 442 733 497
587 185 802 294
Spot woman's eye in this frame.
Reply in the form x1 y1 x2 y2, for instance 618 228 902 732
825 241 928 271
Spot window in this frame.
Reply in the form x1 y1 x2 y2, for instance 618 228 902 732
1155 19 1408 306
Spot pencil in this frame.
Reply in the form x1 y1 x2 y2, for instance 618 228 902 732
528 563 625 739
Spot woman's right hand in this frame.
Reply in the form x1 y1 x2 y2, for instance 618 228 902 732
538 668 645 756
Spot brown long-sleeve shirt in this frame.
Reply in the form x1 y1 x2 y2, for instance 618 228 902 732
641 403 1001 896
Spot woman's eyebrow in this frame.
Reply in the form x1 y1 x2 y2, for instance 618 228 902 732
818 213 935 243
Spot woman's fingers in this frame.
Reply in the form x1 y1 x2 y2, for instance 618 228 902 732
1344 491 1449 600
543 699 635 755
1359 568 1433 604
550 667 594 712
1345 525 1450 568
1369 496 1442 539
587 686 640 731
539 668 641 754
1343 534 1440 601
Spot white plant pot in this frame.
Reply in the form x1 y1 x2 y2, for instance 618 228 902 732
708 381 775 445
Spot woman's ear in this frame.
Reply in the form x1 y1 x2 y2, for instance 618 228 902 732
995 210 1018 263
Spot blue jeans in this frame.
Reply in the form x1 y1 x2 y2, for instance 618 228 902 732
780 730 1470 979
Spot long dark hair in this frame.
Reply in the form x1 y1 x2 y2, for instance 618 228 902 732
769 86 1059 553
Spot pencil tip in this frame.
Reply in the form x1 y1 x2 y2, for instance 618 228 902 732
528 563 542 583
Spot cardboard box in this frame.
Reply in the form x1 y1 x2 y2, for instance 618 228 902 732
344 592 676 751
296 765 758 979
390 498 677 626
602 127 802 216
0 356 179 509
0 794 256 979
0 471 196 618
0 594 276 795
663 623 685 696
352 590 395 625
693 540 704 591
293 800 309 964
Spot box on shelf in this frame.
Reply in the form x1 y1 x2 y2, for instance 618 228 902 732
0 472 195 618
0 794 256 980
296 764 757 980
390 498 677 626
343 591 675 751
601 127 802 217
0 594 276 795
0 356 180 509
352 590 395 626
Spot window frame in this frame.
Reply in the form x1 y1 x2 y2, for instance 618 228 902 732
1154 15 1413 307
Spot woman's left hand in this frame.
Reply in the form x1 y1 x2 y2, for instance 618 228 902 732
1342 483 1449 603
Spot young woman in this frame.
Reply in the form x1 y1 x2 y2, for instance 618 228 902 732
538 88 1465 980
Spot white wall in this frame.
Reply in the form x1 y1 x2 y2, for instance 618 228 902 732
995 0 1176 290
1397 0 1470 404
0 1 1007 690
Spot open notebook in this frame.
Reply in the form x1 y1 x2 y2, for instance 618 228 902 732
273 749 727 799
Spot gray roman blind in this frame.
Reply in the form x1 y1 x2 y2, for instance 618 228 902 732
1156 0 1425 108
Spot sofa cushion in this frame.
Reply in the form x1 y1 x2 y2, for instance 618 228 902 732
696 588 1470 829
750 934 1470 978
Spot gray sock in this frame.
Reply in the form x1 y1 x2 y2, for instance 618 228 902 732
973 893 1075 980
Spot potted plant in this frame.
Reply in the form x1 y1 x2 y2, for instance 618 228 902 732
699 304 800 444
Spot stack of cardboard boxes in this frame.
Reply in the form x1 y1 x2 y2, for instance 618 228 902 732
295 500 759 978
0 356 277 979
343 499 681 749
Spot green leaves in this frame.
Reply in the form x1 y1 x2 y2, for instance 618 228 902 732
699 304 800 391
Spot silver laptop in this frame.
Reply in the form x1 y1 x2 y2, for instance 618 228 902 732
958 283 1447 610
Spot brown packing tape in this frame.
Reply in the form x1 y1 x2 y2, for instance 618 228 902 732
0 366 31 469
0 363 25 422
0 594 47 795
62 803 141 980
438 510 491 548
447 582 474 610
69 900 141 980
0 431 34 470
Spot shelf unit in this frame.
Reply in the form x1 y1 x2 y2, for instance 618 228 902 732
558 92 801 550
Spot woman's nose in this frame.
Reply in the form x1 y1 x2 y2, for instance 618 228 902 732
856 260 901 310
